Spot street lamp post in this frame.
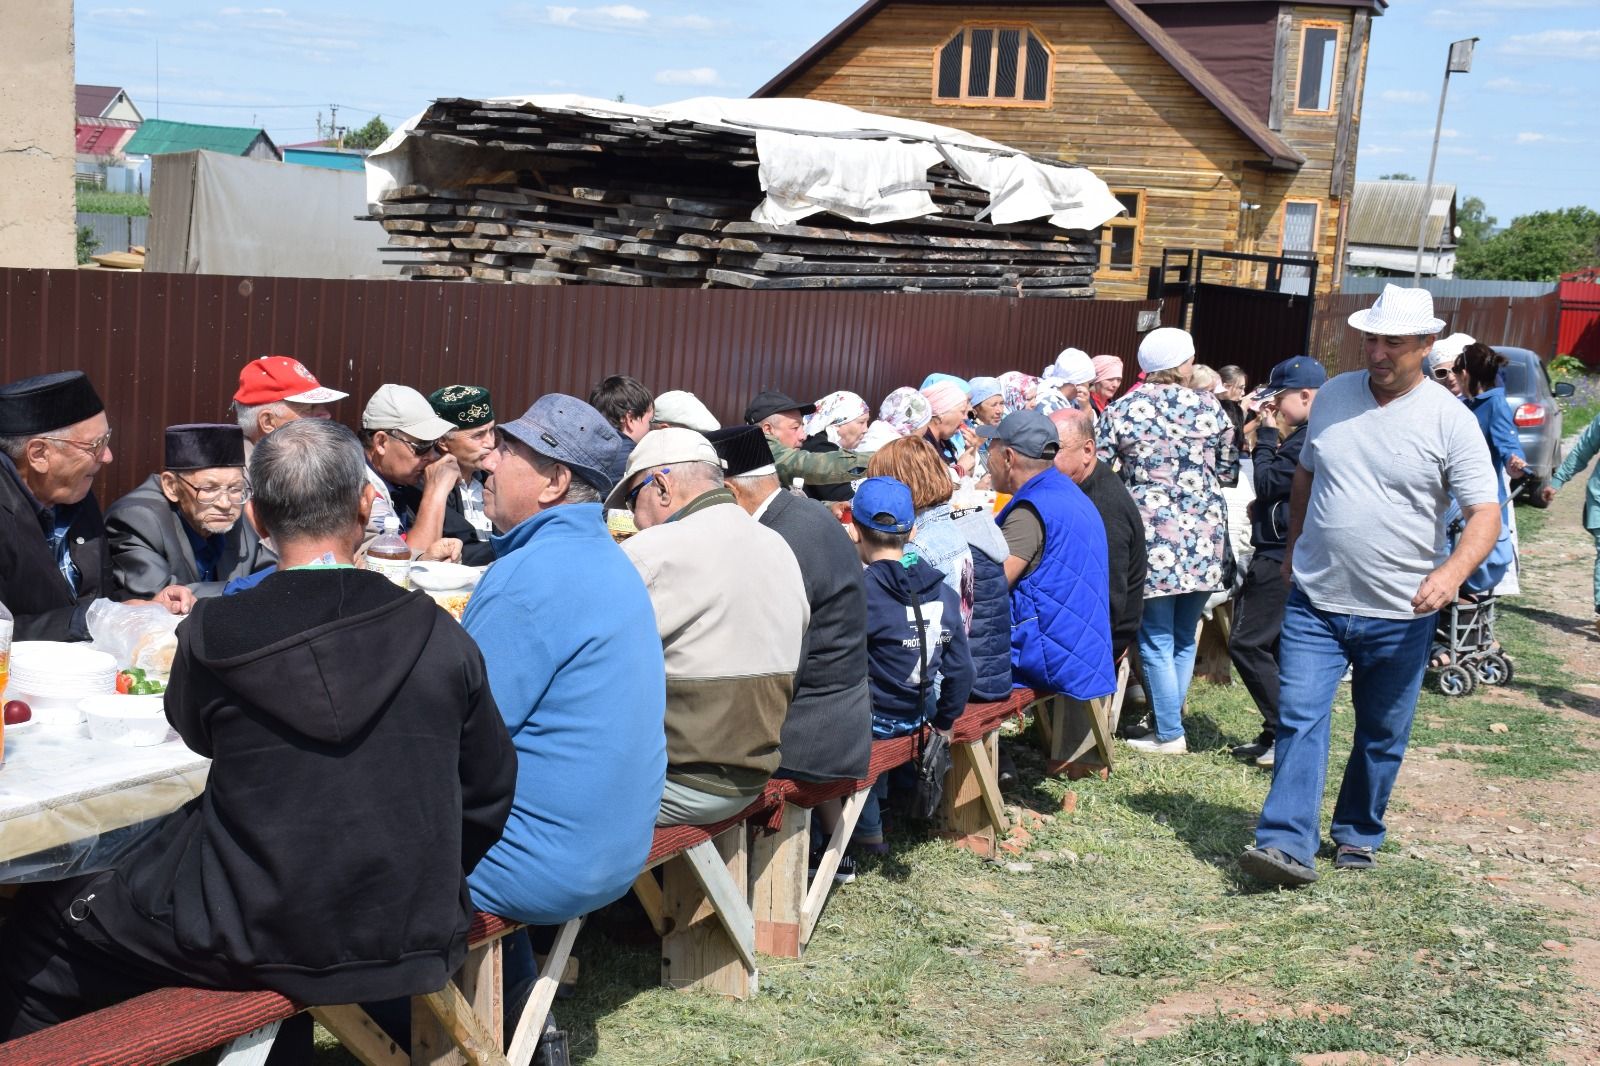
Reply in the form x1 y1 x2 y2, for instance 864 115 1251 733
1414 37 1478 284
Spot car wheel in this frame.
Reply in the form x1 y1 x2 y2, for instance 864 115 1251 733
1519 476 1550 508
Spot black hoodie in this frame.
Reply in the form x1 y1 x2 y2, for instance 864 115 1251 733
863 554 974 732
87 568 516 1006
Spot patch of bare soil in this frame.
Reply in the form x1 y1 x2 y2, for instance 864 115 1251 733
1104 993 1356 1046
1392 485 1600 1063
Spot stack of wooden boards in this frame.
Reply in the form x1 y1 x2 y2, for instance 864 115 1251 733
366 98 1099 296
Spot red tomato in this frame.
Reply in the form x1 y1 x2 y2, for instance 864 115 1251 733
116 672 134 695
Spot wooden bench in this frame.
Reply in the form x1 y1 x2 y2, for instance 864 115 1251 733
1032 658 1133 779
0 910 576 1066
747 688 1042 960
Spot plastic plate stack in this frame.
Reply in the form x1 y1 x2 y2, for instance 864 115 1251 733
5 641 118 733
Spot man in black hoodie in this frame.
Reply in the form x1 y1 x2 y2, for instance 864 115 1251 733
1229 356 1326 768
0 419 517 1060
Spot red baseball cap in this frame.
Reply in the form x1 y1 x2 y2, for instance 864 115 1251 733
233 356 348 406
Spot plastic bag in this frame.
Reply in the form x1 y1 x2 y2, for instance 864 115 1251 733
87 600 182 677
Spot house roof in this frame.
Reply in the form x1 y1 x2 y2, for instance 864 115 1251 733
123 118 277 158
76 84 124 119
75 118 139 156
750 0 1387 170
1347 180 1457 249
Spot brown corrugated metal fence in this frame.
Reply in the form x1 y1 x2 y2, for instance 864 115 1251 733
1309 291 1561 374
0 269 1159 502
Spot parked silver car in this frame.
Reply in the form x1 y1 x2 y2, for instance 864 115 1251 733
1497 345 1575 507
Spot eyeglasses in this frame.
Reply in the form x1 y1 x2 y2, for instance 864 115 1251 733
40 429 113 456
173 473 251 504
387 431 438 457
625 467 670 512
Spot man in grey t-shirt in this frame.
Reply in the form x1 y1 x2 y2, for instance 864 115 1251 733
1241 285 1499 887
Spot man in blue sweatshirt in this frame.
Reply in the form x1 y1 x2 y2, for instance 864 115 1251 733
846 477 974 851
462 395 667 997
1229 357 1325 769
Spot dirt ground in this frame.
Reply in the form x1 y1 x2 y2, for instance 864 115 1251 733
1396 484 1600 1064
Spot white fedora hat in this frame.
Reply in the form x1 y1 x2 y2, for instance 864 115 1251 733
1347 284 1446 336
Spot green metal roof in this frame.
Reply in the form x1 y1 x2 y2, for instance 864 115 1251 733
123 118 275 157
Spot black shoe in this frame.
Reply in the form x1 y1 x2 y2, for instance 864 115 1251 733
1118 718 1155 740
1239 846 1319 887
809 849 857 885
535 1018 572 1066
1334 844 1376 871
1230 732 1275 761
997 748 1018 789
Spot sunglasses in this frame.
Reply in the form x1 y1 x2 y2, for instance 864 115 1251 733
1431 366 1459 380
388 431 438 457
625 467 670 512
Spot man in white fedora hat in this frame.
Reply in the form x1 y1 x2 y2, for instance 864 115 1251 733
1241 284 1500 887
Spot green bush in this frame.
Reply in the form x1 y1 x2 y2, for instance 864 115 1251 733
76 190 150 216
75 226 99 265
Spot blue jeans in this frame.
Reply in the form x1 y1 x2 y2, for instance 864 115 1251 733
1136 591 1210 742
1591 530 1600 612
1254 588 1436 865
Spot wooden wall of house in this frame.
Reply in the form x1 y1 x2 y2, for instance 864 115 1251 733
774 1 1372 299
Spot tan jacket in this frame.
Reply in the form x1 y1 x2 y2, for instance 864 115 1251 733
623 490 810 797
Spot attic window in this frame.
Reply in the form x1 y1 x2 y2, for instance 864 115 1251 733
1295 24 1341 112
934 26 1053 105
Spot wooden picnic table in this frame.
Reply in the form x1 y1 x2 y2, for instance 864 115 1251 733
0 727 208 882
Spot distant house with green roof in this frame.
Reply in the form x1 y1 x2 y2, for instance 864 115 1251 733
123 119 280 161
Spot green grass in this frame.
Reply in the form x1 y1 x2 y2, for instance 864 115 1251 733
306 572 1594 1065
76 189 149 216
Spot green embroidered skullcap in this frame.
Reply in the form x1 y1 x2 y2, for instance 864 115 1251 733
428 385 494 430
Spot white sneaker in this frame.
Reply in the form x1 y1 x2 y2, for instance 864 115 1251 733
1254 743 1275 768
1125 735 1188 755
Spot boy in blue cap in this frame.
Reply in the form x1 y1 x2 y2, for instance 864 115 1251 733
844 476 974 852
1230 356 1327 768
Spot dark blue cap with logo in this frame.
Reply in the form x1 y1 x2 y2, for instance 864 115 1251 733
975 408 1060 460
852 476 915 534
1250 356 1327 402
498 393 633 496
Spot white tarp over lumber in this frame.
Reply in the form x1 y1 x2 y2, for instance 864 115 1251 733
365 95 1124 233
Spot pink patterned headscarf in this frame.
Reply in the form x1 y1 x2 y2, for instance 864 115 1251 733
921 380 970 418
998 371 1039 415
1093 355 1124 383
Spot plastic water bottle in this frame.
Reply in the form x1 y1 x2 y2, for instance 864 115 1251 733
789 476 808 498
366 516 412 589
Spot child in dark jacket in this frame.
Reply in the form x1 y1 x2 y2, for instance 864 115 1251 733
845 477 974 850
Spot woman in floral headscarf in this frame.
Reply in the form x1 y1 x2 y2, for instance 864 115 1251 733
800 390 872 502
998 371 1040 416
858 386 933 454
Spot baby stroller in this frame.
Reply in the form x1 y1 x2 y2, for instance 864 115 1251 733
1431 592 1512 697
1429 498 1516 698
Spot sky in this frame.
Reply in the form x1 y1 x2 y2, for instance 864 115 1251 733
75 0 1598 224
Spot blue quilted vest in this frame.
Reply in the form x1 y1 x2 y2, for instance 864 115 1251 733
1000 468 1116 701
967 550 1013 702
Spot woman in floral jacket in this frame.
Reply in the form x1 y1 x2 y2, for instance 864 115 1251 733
1097 328 1239 755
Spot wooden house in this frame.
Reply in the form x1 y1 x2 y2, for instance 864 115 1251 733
755 0 1386 297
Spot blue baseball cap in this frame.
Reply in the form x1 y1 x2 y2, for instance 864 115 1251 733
1250 356 1327 402
499 393 633 496
852 477 915 534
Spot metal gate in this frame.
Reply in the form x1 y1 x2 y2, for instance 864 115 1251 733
1148 249 1319 382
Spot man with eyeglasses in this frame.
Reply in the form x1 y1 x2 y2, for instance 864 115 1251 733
358 384 463 562
106 424 274 601
0 372 191 641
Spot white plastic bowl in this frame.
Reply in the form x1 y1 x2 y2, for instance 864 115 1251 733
409 562 483 593
80 695 171 746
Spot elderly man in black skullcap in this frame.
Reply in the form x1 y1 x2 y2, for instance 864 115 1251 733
106 424 275 600
0 372 191 640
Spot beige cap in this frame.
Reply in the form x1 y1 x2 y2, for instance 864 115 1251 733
652 390 721 434
603 427 726 511
361 384 457 440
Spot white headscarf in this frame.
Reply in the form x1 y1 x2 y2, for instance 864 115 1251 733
804 390 869 439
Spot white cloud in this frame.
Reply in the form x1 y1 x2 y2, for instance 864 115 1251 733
1503 28 1600 60
87 7 152 20
1381 90 1431 104
1515 131 1548 142
654 66 720 86
1486 76 1553 94
1359 145 1405 157
543 4 651 30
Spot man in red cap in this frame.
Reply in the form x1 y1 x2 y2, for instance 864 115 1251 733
232 356 348 452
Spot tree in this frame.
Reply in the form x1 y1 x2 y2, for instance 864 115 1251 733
1379 172 1418 181
1456 206 1600 281
1455 195 1496 256
343 116 391 150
